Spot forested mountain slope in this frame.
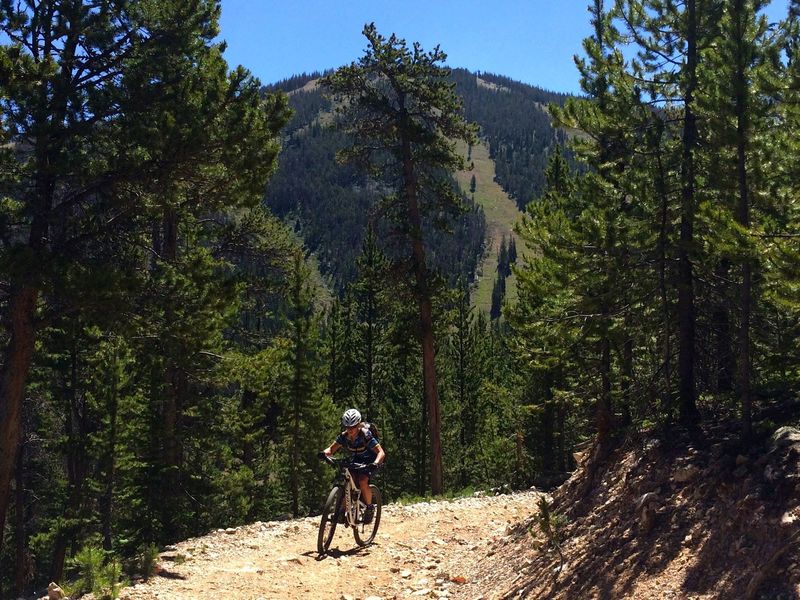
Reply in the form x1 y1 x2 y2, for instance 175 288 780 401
450 69 571 211
453 139 523 315
262 68 568 297
263 72 487 294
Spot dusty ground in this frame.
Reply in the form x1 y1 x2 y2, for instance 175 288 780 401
116 490 542 600
106 420 800 600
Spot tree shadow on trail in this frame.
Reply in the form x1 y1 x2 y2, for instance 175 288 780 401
156 569 188 580
312 544 374 561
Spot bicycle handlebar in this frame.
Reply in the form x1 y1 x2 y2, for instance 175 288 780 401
318 452 337 467
317 453 375 472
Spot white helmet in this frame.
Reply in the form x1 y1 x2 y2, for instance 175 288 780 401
342 408 362 428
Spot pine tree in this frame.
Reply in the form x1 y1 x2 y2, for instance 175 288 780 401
698 0 776 436
758 2 800 397
498 236 510 277
284 250 325 517
538 0 629 448
352 226 391 420
323 24 478 495
614 0 724 422
490 273 506 321
0 0 289 559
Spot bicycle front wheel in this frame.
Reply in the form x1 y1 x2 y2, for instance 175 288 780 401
317 486 343 555
353 485 381 547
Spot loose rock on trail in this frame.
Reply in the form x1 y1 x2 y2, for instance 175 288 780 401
118 489 542 600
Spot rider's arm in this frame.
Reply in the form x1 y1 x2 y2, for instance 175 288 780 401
323 442 341 457
373 444 385 465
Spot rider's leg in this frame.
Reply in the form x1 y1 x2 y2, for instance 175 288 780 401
357 473 372 504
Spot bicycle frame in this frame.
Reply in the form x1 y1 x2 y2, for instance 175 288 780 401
325 456 368 528
341 467 362 527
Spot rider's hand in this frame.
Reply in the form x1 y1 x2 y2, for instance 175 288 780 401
317 451 327 461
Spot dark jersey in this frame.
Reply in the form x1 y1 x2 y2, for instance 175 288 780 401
335 426 380 464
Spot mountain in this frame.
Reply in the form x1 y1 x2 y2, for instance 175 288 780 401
450 69 571 210
262 69 570 300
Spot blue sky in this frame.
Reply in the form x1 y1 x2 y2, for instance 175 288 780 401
218 1 792 95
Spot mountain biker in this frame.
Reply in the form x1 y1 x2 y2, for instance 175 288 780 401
321 408 385 524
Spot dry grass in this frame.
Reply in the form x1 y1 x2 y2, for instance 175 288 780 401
454 140 523 315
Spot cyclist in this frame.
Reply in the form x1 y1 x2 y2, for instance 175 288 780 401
321 408 385 524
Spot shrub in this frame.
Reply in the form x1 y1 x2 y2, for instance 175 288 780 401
65 545 129 599
137 544 160 581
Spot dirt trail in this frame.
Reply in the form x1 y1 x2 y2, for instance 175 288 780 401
119 490 542 600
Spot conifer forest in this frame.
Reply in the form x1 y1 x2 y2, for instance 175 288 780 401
1 1 799 596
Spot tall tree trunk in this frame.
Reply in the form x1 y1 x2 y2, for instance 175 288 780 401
160 208 184 538
401 128 443 495
739 262 752 436
713 261 735 393
598 334 613 445
144 364 161 544
291 395 301 517
3 2 75 556
654 133 674 417
51 333 88 583
102 357 120 551
14 438 27 597
416 247 443 494
733 0 753 439
542 402 556 473
417 388 428 496
678 0 700 423
621 334 633 426
557 402 566 471
593 0 614 449
0 286 38 557
163 365 182 480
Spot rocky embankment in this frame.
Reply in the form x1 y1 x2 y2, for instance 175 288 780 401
460 424 800 600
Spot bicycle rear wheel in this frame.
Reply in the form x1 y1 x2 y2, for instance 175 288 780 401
353 485 381 546
317 486 343 555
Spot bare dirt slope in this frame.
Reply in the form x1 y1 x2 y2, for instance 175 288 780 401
459 422 800 600
117 490 542 600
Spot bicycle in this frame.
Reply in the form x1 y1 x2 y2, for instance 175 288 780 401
317 454 382 555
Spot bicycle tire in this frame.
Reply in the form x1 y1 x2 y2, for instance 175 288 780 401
317 486 343 554
353 485 381 547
